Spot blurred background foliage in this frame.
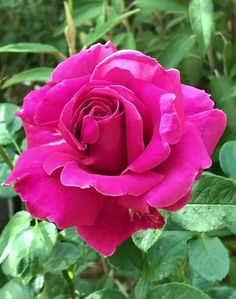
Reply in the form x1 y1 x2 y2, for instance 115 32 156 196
1 0 236 298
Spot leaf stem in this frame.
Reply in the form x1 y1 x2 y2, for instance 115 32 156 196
62 269 76 299
0 144 13 170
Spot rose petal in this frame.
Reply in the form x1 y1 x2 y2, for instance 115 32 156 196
77 201 164 256
52 41 117 82
35 76 89 128
5 145 104 226
182 84 214 116
60 161 163 196
188 109 226 155
23 123 63 148
145 123 211 208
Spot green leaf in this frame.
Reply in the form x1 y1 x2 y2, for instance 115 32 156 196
84 289 127 299
0 43 65 59
158 35 196 68
2 67 53 89
188 236 230 281
2 221 58 279
84 9 139 47
171 173 236 232
132 229 162 252
189 0 214 55
223 43 236 77
147 282 210 299
0 103 22 146
206 286 236 299
36 273 69 299
45 242 80 272
219 141 236 179
0 278 31 299
108 239 142 274
146 231 193 281
137 0 187 13
0 211 32 263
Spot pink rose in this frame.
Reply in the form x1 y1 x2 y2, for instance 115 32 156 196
5 42 226 256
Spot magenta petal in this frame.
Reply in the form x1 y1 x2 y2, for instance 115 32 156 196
80 115 99 144
77 201 165 256
188 109 227 155
23 123 63 148
5 146 104 226
145 123 211 208
182 84 214 116
60 161 163 196
159 93 182 144
164 191 191 212
86 112 127 172
35 76 89 128
17 83 54 124
52 41 117 82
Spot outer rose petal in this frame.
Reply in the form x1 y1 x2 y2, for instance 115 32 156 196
60 161 163 196
23 123 63 148
52 41 117 82
145 123 212 208
17 83 54 124
182 84 214 115
77 201 165 256
4 145 105 226
182 85 227 155
188 110 226 155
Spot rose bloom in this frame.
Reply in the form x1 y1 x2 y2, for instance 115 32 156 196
5 42 226 256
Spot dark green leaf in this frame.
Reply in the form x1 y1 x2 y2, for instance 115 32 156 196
45 242 80 272
137 0 187 13
84 289 127 299
158 35 196 68
84 9 139 47
146 231 193 281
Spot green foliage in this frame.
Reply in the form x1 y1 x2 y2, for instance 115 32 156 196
1 0 236 298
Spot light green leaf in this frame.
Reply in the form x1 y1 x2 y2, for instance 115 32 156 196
188 236 230 281
189 0 214 55
158 35 196 68
219 141 236 179
2 221 58 279
84 9 139 47
171 173 236 232
2 67 53 89
132 229 162 253
0 211 32 264
146 231 193 281
137 0 187 13
0 43 65 59
84 289 127 299
147 282 210 299
45 242 80 272
0 278 31 299
0 103 22 146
